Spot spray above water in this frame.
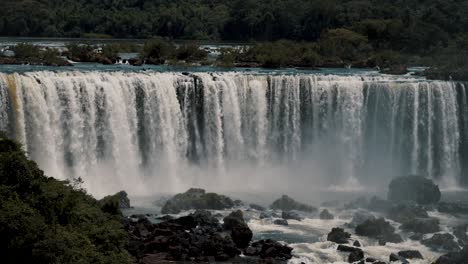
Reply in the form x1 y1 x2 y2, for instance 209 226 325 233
0 71 466 196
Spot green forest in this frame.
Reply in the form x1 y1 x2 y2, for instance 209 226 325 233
0 0 467 77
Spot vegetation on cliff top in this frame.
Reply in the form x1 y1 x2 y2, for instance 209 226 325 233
0 132 132 264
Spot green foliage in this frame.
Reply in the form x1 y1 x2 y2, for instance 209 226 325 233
140 38 176 64
11 43 41 59
65 44 96 61
0 134 132 264
319 28 372 63
176 43 208 63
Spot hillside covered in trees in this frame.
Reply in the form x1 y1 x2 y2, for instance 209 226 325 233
0 0 467 77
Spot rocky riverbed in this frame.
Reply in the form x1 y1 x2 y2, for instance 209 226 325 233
122 176 468 263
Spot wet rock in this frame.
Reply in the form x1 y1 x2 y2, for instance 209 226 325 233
274 219 288 226
156 215 174 221
327 227 351 244
223 210 253 248
245 239 293 260
409 233 423 240
378 233 404 245
250 204 266 211
422 233 460 251
399 217 439 234
320 209 334 220
337 245 364 263
355 218 395 238
388 175 441 204
398 250 423 259
270 195 317 212
454 225 468 246
348 210 376 228
387 203 429 223
365 257 377 262
282 211 302 221
233 199 244 207
161 188 235 214
260 211 272 219
434 246 468 264
438 201 468 215
353 240 361 247
128 58 143 66
99 190 131 214
389 253 409 263
349 251 364 263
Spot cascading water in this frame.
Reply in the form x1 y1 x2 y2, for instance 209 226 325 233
0 71 466 196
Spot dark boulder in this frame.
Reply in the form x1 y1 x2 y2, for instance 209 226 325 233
250 204 266 211
355 218 395 238
356 218 403 245
378 233 404 245
398 250 423 259
353 240 361 247
349 250 365 263
409 233 423 241
389 253 409 263
434 247 468 264
422 233 460 252
399 218 439 234
271 195 317 212
337 245 364 263
320 209 334 220
274 219 288 226
245 239 293 260
161 188 235 214
327 228 351 244
282 211 302 221
223 210 253 248
388 175 441 204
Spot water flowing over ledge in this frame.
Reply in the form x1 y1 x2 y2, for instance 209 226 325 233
0 71 466 196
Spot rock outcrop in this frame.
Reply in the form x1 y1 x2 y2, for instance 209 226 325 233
387 175 441 204
161 188 235 214
270 195 317 212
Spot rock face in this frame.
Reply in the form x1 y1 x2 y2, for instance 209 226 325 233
282 211 302 221
161 188 235 214
320 209 334 220
434 247 468 264
270 195 317 212
421 233 460 251
223 210 253 248
398 250 423 259
387 175 441 204
327 228 351 244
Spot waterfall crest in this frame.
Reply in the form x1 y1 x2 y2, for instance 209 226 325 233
0 71 466 195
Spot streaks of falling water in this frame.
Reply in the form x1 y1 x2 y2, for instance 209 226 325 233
0 71 466 195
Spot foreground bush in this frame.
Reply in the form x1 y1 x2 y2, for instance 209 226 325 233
0 133 132 264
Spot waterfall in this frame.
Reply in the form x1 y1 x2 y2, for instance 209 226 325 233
0 71 466 195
